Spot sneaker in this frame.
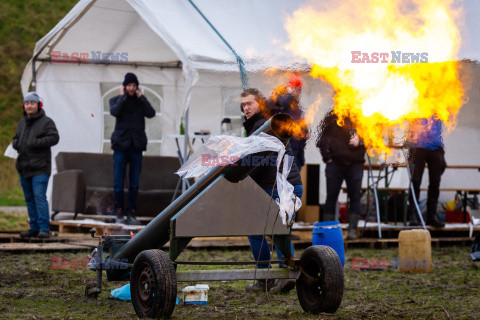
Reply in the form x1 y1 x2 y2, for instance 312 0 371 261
270 279 296 294
20 230 39 238
37 231 51 239
125 215 141 225
125 209 141 225
245 279 275 292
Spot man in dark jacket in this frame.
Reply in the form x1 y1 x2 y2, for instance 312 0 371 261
317 110 365 240
110 72 155 225
241 88 303 293
408 117 446 228
13 92 59 238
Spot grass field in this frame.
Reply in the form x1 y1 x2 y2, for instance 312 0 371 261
0 245 478 320
0 209 28 231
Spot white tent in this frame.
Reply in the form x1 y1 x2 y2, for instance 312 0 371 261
11 0 480 203
18 0 313 157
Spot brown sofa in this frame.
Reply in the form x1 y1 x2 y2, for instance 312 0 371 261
51 152 181 219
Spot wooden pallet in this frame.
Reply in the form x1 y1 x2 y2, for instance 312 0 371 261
0 242 95 252
50 220 143 236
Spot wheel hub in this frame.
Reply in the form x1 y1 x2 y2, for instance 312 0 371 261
137 264 155 306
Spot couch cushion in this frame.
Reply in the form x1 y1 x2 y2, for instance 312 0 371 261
56 152 114 188
85 186 114 215
136 189 176 217
139 156 180 190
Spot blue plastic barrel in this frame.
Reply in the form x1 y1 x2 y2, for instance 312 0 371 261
312 221 345 266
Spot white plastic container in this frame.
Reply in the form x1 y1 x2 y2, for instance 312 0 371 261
182 284 209 305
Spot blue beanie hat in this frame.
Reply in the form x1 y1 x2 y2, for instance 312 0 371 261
23 92 41 104
123 72 139 86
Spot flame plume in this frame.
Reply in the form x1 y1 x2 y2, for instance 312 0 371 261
285 0 466 156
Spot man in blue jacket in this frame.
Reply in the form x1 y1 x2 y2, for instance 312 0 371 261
110 73 155 225
408 117 446 228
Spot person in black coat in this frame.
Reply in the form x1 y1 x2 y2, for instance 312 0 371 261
241 88 302 293
317 110 366 240
109 73 155 225
13 92 59 238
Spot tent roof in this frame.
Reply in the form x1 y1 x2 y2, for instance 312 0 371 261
22 0 480 93
29 0 309 70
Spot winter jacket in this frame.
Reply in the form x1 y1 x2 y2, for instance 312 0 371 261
12 109 59 178
243 112 302 190
316 111 365 166
109 94 156 151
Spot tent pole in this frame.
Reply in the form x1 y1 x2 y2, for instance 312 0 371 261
31 57 37 90
182 108 190 193
187 0 249 90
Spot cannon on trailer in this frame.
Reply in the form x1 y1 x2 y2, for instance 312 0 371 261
85 114 344 318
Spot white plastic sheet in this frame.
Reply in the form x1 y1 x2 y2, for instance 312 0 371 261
176 133 300 225
276 154 302 226
176 133 286 178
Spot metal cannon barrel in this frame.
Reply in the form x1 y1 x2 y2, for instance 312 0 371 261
113 113 295 263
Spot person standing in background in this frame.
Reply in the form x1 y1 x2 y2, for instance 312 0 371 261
408 117 446 228
13 92 59 239
317 110 365 240
110 72 156 225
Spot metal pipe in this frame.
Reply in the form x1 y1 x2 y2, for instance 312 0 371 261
113 113 296 263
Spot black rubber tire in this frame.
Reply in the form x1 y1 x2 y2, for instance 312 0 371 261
296 245 344 314
130 249 177 319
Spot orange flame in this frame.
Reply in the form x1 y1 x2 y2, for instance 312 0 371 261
261 72 310 140
285 0 466 156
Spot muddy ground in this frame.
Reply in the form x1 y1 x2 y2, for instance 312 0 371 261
0 246 479 319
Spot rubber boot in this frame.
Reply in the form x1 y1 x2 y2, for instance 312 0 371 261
408 210 421 226
346 213 359 240
427 212 445 228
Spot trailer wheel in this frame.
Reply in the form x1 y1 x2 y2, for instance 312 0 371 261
130 249 177 319
296 245 344 314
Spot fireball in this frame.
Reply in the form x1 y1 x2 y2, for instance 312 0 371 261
285 0 466 156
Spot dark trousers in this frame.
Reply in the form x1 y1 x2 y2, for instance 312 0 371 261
113 149 143 212
325 162 364 217
20 174 50 232
408 147 446 220
248 186 303 268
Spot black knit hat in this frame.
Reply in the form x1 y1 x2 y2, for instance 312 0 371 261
123 72 139 86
